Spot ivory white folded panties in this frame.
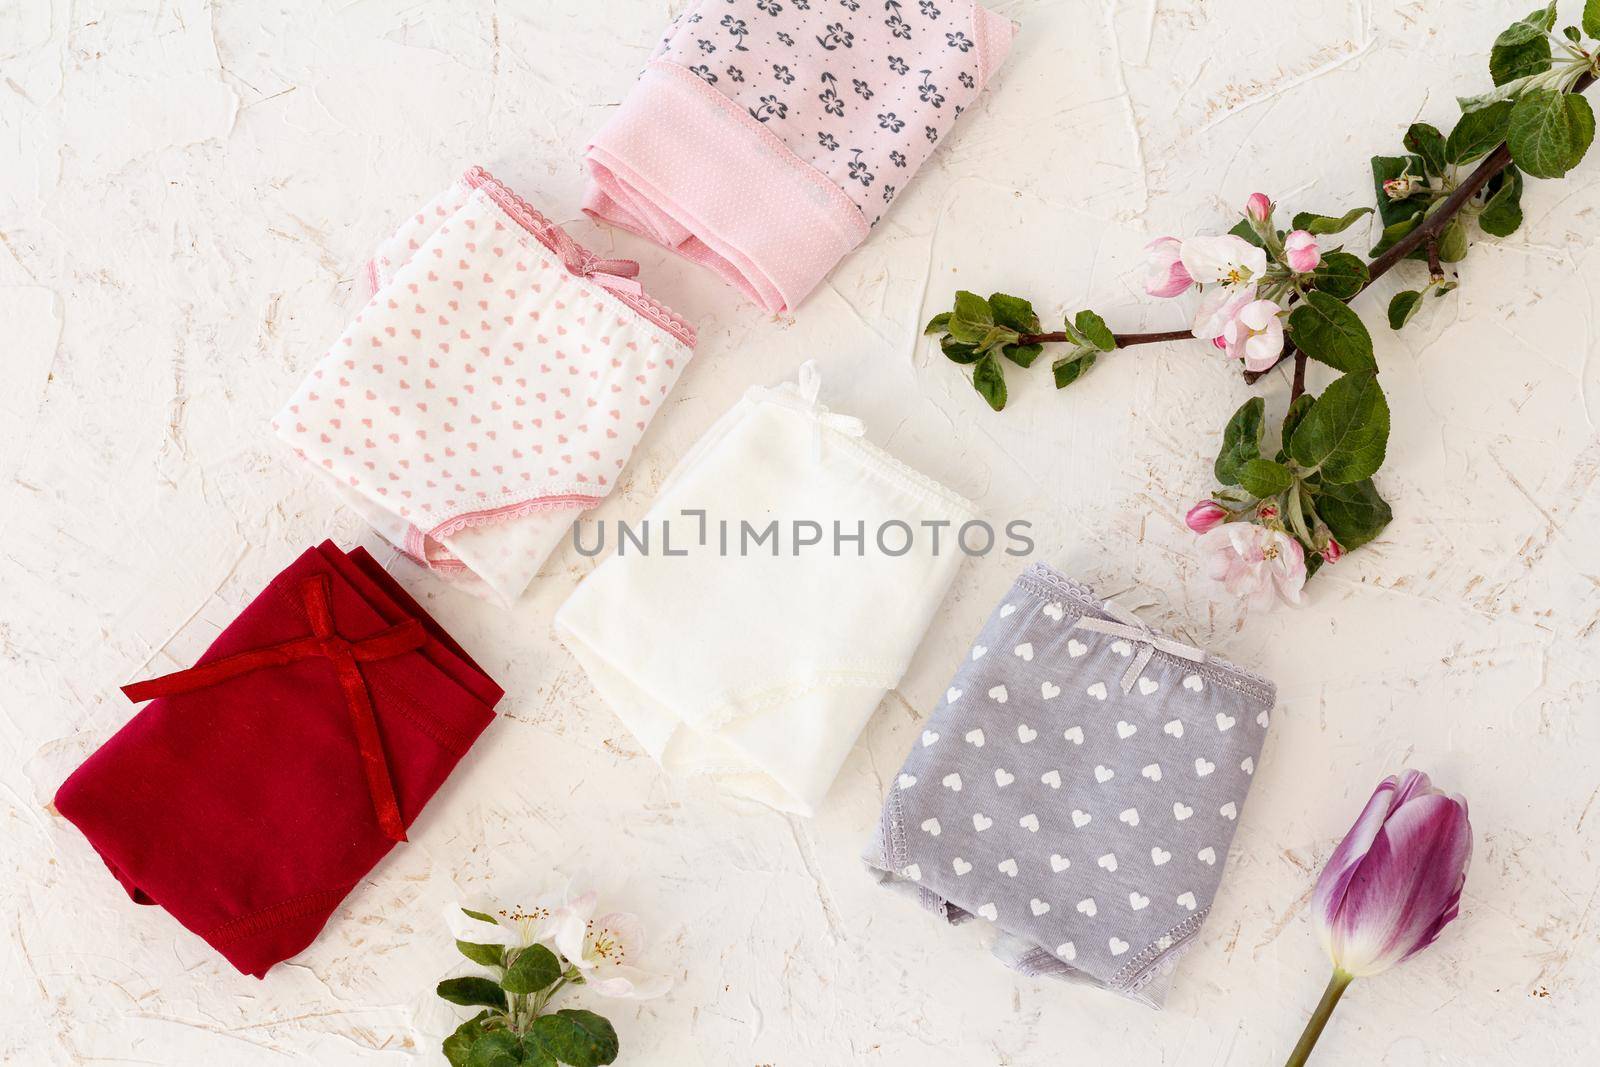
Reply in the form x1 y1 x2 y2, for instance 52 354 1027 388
274 166 695 604
555 363 978 815
864 565 1277 1006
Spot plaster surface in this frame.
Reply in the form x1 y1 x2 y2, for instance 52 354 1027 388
3 1 1598 1064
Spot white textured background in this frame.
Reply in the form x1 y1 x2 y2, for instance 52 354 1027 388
4 1 1599 1064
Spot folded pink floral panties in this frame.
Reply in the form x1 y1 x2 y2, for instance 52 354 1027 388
584 0 1015 313
274 167 695 604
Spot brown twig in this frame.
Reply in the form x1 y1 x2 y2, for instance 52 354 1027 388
1290 347 1308 401
1017 327 1193 347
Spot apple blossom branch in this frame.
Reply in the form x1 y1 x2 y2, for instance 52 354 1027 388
923 3 1600 605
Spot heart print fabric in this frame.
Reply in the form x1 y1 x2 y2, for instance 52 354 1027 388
275 166 695 605
864 564 1276 1006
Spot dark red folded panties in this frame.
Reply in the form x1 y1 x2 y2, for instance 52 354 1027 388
54 541 502 977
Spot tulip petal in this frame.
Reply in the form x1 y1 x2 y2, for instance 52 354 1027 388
1325 793 1472 977
1311 775 1402 956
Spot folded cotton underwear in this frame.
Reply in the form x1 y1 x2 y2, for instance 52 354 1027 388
864 564 1276 1006
555 362 979 814
275 166 695 604
54 541 503 977
584 0 1015 312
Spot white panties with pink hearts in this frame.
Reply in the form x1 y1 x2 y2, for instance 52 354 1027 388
275 167 694 604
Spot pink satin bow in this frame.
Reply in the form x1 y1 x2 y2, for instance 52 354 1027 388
545 224 644 298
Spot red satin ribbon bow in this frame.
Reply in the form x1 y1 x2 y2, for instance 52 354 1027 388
121 575 427 843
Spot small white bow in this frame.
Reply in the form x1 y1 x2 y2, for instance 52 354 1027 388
1072 599 1206 694
796 361 865 460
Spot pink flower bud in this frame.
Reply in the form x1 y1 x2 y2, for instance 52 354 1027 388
1142 236 1195 298
1323 537 1344 563
1257 503 1280 522
1284 230 1321 273
1245 193 1272 223
1185 500 1228 533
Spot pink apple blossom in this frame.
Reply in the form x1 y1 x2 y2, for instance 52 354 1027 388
1143 236 1195 298
1192 286 1255 341
1245 192 1273 223
1180 234 1268 289
1323 537 1345 563
1182 235 1267 339
1285 229 1322 273
1221 299 1286 372
1185 500 1228 533
1199 522 1307 608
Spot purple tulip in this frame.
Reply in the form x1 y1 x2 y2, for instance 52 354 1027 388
1313 769 1471 976
1286 770 1471 1066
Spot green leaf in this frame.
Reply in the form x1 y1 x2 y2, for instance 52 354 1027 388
952 290 993 326
1494 4 1557 47
1214 396 1266 486
467 1031 525 1067
1314 478 1394 550
456 940 507 969
1446 100 1514 164
1291 207 1374 235
1490 6 1556 85
530 1010 620 1067
1309 251 1369 301
1052 350 1097 389
973 324 1021 353
972 353 1007 411
1508 88 1596 178
1002 342 1044 368
1480 165 1525 236
1587 0 1600 38
1289 371 1391 485
1073 309 1117 352
445 1013 493 1067
1227 218 1265 248
1238 458 1295 498
1404 123 1448 176
1391 289 1430 329
1371 156 1430 226
923 312 952 335
1387 290 1424 330
437 977 509 1012
987 293 1040 333
945 316 988 345
940 335 981 365
1436 218 1469 262
501 943 562 995
1276 393 1317 463
1287 291 1376 373
461 908 501 925
1370 211 1422 257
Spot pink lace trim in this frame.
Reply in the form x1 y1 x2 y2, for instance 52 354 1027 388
461 165 697 350
399 492 599 574
425 492 600 542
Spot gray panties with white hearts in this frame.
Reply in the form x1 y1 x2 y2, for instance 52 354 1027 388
863 563 1276 1007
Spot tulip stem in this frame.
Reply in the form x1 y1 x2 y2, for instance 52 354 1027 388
1284 970 1355 1067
